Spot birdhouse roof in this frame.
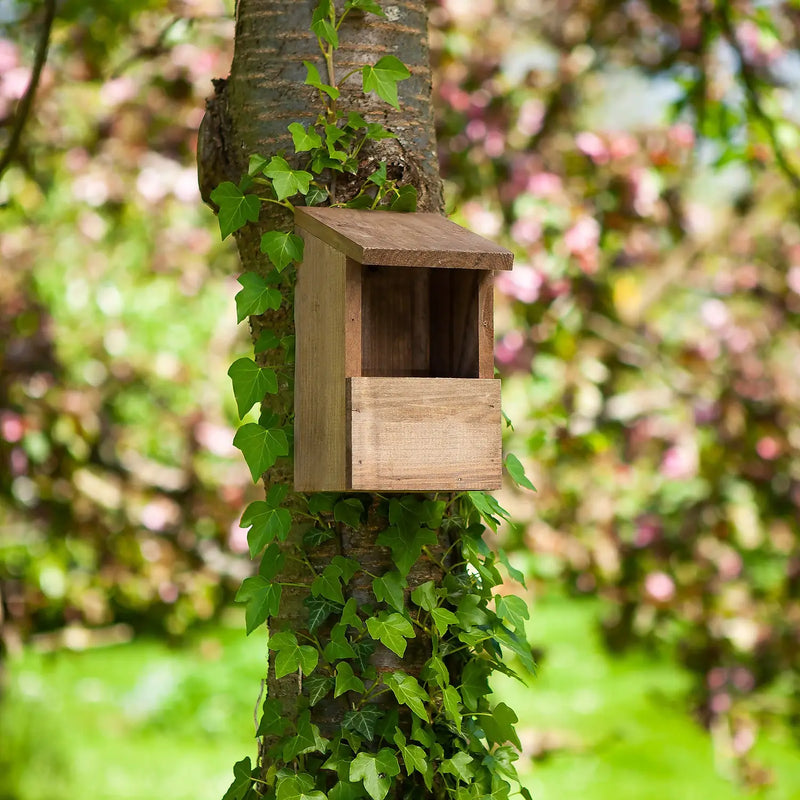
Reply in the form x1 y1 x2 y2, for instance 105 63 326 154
295 206 513 270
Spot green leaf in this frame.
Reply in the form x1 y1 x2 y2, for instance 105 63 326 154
335 661 365 697
466 491 510 532
210 182 260 239
304 61 340 100
260 231 304 272
481 701 521 749
305 595 341 633
306 675 334 706
343 704 382 740
366 612 414 657
372 571 406 612
349 750 400 800
236 575 282 634
331 555 360 584
324 622 356 661
234 272 282 323
495 594 530 632
455 595 489 628
368 162 387 187
228 357 278 419
259 542 286 580
328 782 366 800
254 329 280 353
388 184 417 212
393 730 430 787
431 607 458 636
311 4 338 48
340 597 364 629
269 630 319 678
233 423 289 481
304 185 329 206
498 548 526 587
264 156 313 201
362 55 411 109
257 697 288 736
442 684 462 732
385 671 429 721
308 492 339 514
410 580 437 612
288 121 323 153
334 498 364 528
366 122 396 140
312 563 345 604
376 526 437 577
276 773 326 800
504 453 536 491
440 751 474 783
460 659 490 711
422 655 449 688
345 0 386 16
248 154 268 176
222 757 253 800
241 502 291 557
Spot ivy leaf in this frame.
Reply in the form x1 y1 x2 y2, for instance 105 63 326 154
210 182 260 239
305 675 334 707
455 595 489 628
439 751 475 783
305 595 342 633
259 542 286 580
234 272 282 323
304 185 329 206
257 697 288 737
480 702 521 749
228 357 278 419
393 730 430 787
385 671 429 721
466 491 511 532
442 684 462 733
241 502 292 557
498 548 526 587
312 563 345 604
248 154 268 176
431 607 458 636
422 655 449 689
335 661 365 697
362 55 411 109
351 640 375 672
254 329 280 353
368 162 387 187
288 121 323 153
236 575 282 634
366 612 414 657
260 231 304 272
460 659 491 711
324 622 356 661
328 783 366 800
349 750 400 800
340 597 364 630
304 61 340 100
264 156 313 201
269 630 319 679
304 527 336 548
504 453 536 491
345 0 386 16
233 423 289 481
372 571 406 612
367 122 396 140
388 183 417 212
331 555 360 584
495 594 530 632
410 580 437 612
343 704 382 741
222 757 253 800
276 774 326 800
376 526 437 577
308 492 339 514
311 3 338 48
334 498 364 528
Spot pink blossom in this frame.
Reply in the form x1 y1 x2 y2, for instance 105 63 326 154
1 66 31 100
516 99 544 136
668 123 695 149
495 330 525 365
229 519 249 554
756 436 781 460
461 202 501 237
701 298 729 330
527 171 562 197
718 550 743 581
484 130 505 158
575 131 609 164
661 444 697 479
1 411 24 443
466 118 487 142
564 216 600 256
0 39 18 73
732 727 755 756
644 571 675 603
99 77 137 107
510 217 542 246
496 264 542 303
608 133 638 160
158 582 180 604
630 167 661 217
787 265 800 295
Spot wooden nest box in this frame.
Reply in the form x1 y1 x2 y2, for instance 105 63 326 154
293 206 513 492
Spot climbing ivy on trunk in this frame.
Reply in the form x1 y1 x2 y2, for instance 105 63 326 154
198 3 536 799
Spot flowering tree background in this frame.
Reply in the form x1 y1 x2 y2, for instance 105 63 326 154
1 0 800 796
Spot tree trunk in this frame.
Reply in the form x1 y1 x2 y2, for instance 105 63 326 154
198 0 451 787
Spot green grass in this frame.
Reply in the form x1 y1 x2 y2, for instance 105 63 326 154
1 598 797 800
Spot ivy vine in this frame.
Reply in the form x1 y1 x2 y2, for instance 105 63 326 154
209 2 537 799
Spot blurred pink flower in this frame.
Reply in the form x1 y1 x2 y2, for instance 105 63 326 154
1 66 31 100
495 330 525 365
630 167 660 217
644 571 675 603
564 216 600 255
510 217 542 246
756 436 781 460
732 727 755 756
661 443 697 479
710 692 732 714
1 411 24 443
516 99 544 136
575 131 609 164
701 298 730 330
229 519 249 554
461 202 501 236
527 171 562 197
496 264 542 303
0 39 19 73
100 77 137 107
608 132 638 160
668 123 695 149
466 118 487 142
787 265 800 295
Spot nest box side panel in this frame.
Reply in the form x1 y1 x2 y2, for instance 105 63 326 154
294 231 349 492
347 377 502 491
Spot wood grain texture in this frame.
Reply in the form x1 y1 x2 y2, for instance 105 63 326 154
347 377 502 491
295 206 513 270
294 232 347 491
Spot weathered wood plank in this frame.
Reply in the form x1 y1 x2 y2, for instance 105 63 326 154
347 377 502 491
295 206 513 270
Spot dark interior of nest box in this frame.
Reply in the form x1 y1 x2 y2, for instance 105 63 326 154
356 265 490 379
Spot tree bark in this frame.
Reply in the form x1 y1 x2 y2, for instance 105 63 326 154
198 0 447 780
